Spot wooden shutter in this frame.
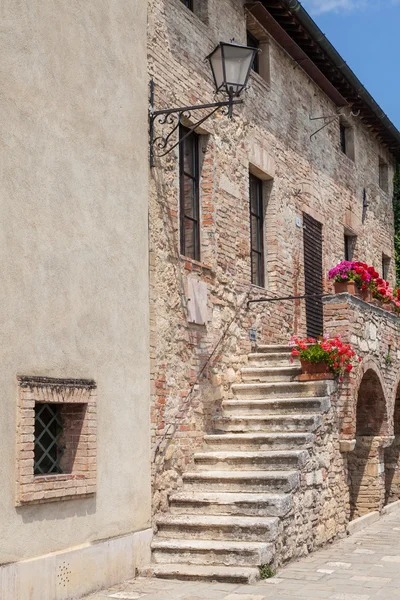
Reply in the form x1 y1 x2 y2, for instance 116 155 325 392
303 213 323 338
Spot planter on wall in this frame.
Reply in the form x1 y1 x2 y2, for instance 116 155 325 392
299 360 335 381
334 280 356 295
357 288 373 303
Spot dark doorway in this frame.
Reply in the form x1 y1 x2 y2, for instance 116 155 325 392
303 213 323 338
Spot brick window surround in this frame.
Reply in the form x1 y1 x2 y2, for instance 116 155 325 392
16 376 97 506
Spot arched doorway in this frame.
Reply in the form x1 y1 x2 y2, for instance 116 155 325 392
385 385 400 504
348 369 388 520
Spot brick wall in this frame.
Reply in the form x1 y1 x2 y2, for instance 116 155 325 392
149 0 397 512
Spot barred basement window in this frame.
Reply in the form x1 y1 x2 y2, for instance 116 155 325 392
250 173 265 288
16 376 97 505
34 403 64 475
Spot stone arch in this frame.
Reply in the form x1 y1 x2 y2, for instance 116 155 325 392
348 364 389 520
385 379 400 504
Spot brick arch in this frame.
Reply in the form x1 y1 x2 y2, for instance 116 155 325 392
352 359 389 437
348 361 389 520
385 378 400 504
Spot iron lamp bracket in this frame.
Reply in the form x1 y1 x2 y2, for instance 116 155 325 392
149 80 242 167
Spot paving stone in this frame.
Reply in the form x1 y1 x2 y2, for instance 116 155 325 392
83 512 400 600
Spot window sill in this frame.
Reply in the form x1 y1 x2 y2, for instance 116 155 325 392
180 255 214 273
249 71 271 93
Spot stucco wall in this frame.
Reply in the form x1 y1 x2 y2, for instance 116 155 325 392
0 0 150 564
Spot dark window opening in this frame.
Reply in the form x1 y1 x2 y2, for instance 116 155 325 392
344 234 356 261
379 159 389 193
247 31 260 74
181 0 193 10
34 403 64 475
250 174 264 287
340 124 347 155
382 254 391 280
180 126 200 261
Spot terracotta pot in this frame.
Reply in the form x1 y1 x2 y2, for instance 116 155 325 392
299 360 334 381
381 303 393 313
357 288 372 303
334 280 356 295
300 360 329 374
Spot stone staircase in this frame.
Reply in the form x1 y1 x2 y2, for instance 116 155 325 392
150 345 332 584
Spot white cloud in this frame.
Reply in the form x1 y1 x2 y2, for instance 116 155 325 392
302 0 366 14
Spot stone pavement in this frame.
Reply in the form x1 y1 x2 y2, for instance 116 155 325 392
84 509 400 600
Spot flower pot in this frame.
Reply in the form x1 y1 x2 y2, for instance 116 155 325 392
299 360 334 381
381 303 392 313
357 288 372 303
334 281 356 295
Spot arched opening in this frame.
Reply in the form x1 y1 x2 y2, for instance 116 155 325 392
385 386 400 504
348 369 388 520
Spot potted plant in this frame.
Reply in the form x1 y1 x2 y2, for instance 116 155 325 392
328 261 378 301
372 278 393 310
290 335 360 381
328 261 357 295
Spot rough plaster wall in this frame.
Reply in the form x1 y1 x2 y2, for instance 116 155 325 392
149 0 397 512
0 0 150 563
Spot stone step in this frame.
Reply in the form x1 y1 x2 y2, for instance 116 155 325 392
152 538 273 567
213 414 322 433
169 491 293 517
182 470 299 493
248 352 297 367
151 563 260 584
204 432 313 451
255 345 292 354
193 449 309 471
156 514 279 542
232 381 330 399
222 397 331 415
241 366 301 383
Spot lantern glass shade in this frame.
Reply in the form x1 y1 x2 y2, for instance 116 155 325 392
207 42 258 96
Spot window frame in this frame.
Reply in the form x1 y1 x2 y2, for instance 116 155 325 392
179 126 200 261
340 123 347 155
379 158 389 193
181 0 193 10
249 173 265 288
246 31 260 74
382 254 391 280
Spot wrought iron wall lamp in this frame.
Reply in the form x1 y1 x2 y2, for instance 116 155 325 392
149 41 259 167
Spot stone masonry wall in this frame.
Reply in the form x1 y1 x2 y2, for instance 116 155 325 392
149 0 397 513
277 383 350 564
324 294 400 517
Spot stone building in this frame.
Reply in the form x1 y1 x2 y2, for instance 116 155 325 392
148 0 400 583
0 2 151 599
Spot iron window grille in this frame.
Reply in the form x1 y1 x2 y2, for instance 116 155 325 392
34 403 64 475
180 125 200 261
250 174 265 287
246 31 260 74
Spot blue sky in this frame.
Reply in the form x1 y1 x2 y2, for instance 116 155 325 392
300 0 400 130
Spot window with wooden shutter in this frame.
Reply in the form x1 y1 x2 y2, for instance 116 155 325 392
303 213 323 338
